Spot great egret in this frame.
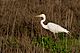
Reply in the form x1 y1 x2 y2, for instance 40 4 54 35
35 14 69 39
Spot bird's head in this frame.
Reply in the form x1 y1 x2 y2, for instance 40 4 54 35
35 14 45 18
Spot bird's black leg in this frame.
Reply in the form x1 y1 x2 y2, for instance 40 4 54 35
53 33 57 39
53 33 59 41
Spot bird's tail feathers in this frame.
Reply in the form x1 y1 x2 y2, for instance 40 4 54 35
65 29 69 34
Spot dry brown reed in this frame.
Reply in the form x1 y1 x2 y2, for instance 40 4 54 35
0 0 80 53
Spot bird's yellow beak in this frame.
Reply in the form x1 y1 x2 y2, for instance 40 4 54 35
35 15 41 17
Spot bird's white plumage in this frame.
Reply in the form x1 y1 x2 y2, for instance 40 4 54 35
47 22 69 33
35 14 69 34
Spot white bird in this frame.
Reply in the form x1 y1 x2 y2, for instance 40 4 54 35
35 14 69 39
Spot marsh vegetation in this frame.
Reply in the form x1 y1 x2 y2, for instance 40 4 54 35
0 0 80 53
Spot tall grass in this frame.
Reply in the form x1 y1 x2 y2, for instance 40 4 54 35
0 0 80 53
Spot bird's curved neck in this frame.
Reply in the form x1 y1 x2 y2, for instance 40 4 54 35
41 16 48 29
